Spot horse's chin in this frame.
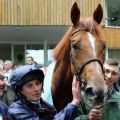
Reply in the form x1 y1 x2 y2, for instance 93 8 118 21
87 97 105 108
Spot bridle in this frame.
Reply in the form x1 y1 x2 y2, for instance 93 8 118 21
70 28 104 86
70 28 109 110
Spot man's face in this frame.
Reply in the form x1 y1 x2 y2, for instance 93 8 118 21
21 79 43 102
3 63 11 71
26 58 34 65
104 64 119 88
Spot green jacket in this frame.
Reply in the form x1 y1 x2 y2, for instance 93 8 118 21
75 89 120 120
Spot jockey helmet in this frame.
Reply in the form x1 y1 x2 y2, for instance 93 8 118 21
10 65 44 94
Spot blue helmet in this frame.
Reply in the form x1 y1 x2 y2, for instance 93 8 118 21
10 65 44 94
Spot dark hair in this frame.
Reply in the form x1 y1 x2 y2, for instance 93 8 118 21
104 59 119 66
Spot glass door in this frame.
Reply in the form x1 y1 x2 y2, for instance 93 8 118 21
0 44 11 61
13 44 25 65
26 44 44 67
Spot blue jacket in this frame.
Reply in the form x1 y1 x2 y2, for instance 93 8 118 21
8 98 78 120
0 101 8 120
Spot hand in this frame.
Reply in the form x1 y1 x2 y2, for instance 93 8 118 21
71 75 81 106
88 108 102 120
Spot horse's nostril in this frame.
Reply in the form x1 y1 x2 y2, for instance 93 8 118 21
85 87 96 100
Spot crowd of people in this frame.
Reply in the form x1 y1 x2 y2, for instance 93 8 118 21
0 57 119 120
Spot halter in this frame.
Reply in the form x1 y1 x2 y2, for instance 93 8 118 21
71 28 86 36
70 28 104 86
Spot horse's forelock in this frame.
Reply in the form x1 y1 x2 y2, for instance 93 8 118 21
79 18 105 42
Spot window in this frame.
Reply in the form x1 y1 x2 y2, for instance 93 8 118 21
105 0 120 27
47 44 56 65
107 49 120 66
14 44 25 65
0 44 11 60
26 44 44 67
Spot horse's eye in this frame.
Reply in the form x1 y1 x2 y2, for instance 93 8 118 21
71 40 79 50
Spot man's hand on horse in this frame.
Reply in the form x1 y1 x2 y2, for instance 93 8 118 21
71 75 81 106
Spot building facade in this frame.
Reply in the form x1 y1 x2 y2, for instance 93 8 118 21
0 0 120 66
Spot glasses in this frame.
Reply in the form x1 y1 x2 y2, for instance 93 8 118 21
104 69 118 76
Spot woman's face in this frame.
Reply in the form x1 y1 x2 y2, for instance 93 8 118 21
21 79 43 102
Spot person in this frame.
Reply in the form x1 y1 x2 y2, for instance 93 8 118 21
8 65 81 120
2 60 16 106
74 59 120 120
0 71 8 120
26 56 35 65
0 60 4 72
114 67 120 91
26 56 40 68
3 60 13 82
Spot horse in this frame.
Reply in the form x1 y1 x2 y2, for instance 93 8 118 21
42 2 108 112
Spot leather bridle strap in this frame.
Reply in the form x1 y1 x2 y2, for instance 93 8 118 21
71 53 104 84
71 28 104 84
71 28 86 36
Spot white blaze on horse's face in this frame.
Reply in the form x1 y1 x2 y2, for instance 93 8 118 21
87 33 96 57
87 32 102 75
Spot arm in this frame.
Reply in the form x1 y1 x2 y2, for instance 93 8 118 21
54 76 81 120
74 98 89 120
74 98 102 120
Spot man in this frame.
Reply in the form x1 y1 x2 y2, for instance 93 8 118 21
3 60 13 83
74 59 120 120
8 65 81 120
2 60 16 106
0 71 8 120
26 56 35 65
26 56 40 68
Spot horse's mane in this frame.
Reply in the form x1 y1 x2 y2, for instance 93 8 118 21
53 18 105 60
53 27 72 60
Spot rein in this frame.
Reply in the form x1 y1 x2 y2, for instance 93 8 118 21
70 28 104 86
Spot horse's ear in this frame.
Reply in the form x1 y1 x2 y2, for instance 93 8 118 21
93 4 103 24
71 2 80 26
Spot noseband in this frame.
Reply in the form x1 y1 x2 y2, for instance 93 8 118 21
70 28 104 85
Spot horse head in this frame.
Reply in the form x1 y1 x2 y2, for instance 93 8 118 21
70 2 108 108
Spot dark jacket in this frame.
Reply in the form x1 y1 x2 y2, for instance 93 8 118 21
0 101 8 120
8 98 78 120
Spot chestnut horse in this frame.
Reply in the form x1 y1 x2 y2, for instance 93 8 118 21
43 2 108 112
